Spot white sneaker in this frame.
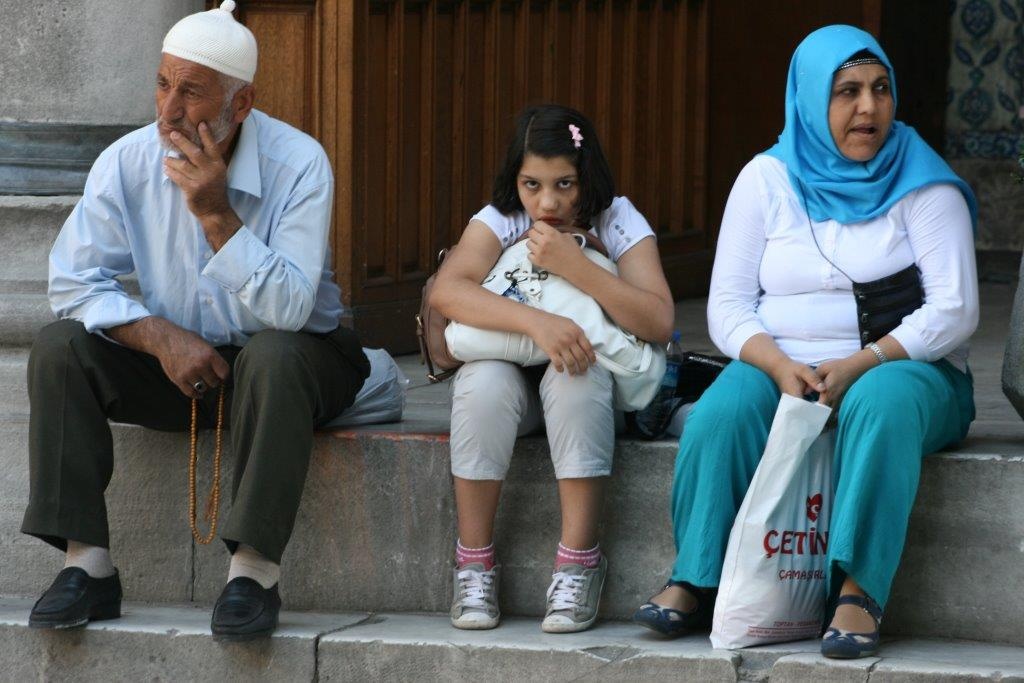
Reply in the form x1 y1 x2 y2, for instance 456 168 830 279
450 563 500 630
541 556 607 633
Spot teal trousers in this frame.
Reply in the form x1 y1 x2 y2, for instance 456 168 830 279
670 359 974 608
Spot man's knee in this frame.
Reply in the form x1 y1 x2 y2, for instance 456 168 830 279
31 320 89 359
235 330 306 382
29 320 93 381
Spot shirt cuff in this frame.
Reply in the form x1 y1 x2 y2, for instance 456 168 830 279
722 320 768 359
888 323 931 362
202 226 273 293
78 295 152 335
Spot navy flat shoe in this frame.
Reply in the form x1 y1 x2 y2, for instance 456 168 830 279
632 580 715 637
821 593 882 659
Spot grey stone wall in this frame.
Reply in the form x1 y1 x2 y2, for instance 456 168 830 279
951 158 1024 252
0 0 203 126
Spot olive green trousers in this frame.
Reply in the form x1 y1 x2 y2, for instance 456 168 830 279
21 319 369 563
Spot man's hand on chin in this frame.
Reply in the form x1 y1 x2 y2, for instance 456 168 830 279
162 121 243 252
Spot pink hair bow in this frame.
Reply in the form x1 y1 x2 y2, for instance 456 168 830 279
568 124 583 149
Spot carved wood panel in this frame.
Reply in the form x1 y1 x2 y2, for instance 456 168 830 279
221 0 946 353
213 1 321 134
348 0 710 349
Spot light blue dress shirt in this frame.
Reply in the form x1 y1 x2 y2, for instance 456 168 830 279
49 109 344 347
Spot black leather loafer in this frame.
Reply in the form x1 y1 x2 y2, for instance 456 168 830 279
29 567 122 629
210 577 281 641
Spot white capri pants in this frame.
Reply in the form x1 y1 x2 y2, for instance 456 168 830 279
450 359 616 480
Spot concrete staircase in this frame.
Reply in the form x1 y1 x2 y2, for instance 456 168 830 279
1 195 1022 680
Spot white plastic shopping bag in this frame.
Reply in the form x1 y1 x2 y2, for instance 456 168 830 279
323 348 408 428
710 393 834 649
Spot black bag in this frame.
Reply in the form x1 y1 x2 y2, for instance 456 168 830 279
797 182 925 347
675 352 729 403
626 351 729 440
852 264 924 347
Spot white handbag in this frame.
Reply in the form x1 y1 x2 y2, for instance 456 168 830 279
444 237 665 411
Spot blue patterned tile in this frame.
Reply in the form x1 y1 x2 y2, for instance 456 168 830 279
962 0 996 38
947 0 1024 157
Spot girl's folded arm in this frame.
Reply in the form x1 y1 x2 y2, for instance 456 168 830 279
562 235 674 344
430 219 546 336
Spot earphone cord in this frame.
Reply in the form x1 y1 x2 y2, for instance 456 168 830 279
797 180 855 284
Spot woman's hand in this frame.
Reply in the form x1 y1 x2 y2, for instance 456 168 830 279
528 312 597 375
816 351 877 410
740 334 825 398
526 221 588 277
768 358 827 398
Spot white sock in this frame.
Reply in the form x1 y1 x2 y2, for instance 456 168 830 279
227 544 280 589
64 540 116 578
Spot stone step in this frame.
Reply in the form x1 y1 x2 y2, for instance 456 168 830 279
0 597 357 682
0 195 77 284
0 285 140 346
1 599 1022 682
0 291 54 346
0 194 143 346
0 348 28 416
1 413 1022 646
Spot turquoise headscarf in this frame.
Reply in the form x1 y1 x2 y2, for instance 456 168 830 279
764 24 977 227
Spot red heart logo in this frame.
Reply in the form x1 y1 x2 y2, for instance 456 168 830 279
806 493 822 522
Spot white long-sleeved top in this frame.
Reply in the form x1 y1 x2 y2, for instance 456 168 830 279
48 109 343 346
708 155 978 372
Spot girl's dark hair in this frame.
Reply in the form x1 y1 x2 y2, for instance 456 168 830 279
491 104 615 223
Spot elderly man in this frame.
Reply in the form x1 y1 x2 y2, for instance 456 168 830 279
21 1 368 640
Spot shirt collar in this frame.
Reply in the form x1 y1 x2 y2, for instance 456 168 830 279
226 114 262 199
159 114 262 199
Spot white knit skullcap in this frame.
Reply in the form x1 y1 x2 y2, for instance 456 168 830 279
162 1 257 83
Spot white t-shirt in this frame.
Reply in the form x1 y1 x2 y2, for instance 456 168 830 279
708 155 978 371
470 196 655 263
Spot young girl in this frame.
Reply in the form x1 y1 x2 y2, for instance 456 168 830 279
431 104 674 632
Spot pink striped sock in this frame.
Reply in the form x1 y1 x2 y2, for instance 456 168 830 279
555 542 601 569
456 540 496 570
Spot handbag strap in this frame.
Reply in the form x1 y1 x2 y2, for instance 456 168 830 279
578 231 610 257
513 226 610 258
795 181 856 284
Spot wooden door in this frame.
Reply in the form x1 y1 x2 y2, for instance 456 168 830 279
345 0 712 350
229 0 711 352
229 1 323 134
705 1 949 247
705 2 882 245
224 0 949 353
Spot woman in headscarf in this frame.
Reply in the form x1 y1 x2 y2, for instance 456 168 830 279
632 25 978 658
